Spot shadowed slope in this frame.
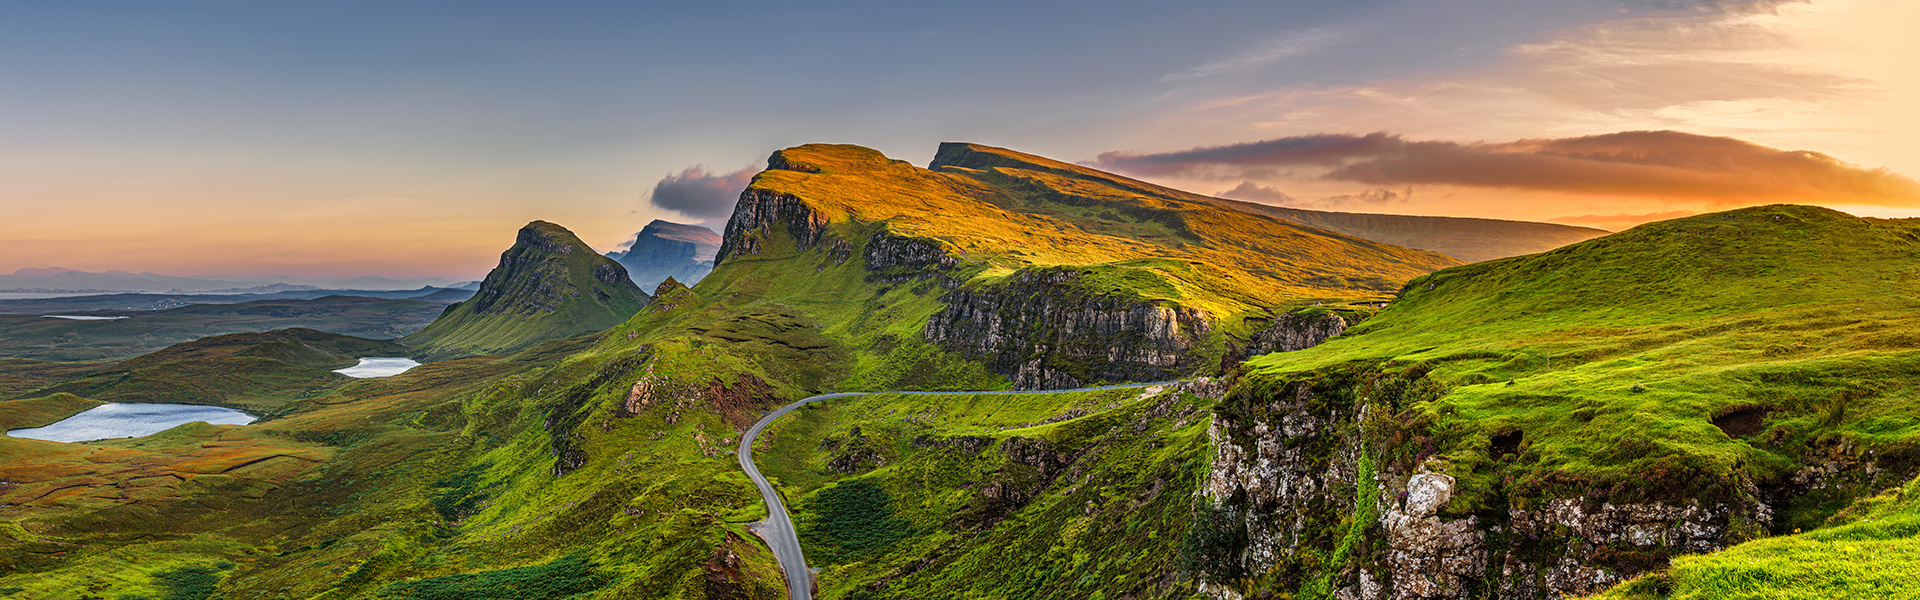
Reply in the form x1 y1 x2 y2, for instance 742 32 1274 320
29 328 406 412
405 221 649 359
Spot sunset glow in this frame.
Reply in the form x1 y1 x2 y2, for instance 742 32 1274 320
3 0 1914 278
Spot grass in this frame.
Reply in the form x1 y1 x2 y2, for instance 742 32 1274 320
27 328 409 412
754 385 1217 599
1240 205 1920 512
0 393 104 429
373 554 611 600
755 144 1455 322
404 221 649 359
931 142 1607 264
0 295 449 362
1595 474 1920 599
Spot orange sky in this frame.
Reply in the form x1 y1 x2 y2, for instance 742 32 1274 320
2 1 1914 279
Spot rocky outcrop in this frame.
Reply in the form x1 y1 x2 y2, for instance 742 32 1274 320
864 231 958 284
1247 312 1349 356
923 268 1211 389
1204 372 1772 600
717 188 835 263
405 220 649 358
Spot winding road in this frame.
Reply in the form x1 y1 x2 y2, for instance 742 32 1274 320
736 382 1180 600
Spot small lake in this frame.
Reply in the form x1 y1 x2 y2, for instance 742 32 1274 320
43 315 128 320
6 403 256 443
333 357 422 378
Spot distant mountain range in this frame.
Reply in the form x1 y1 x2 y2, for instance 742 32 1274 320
608 219 721 290
0 267 467 294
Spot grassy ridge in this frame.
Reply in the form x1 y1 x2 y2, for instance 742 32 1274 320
0 393 104 430
757 144 1456 320
0 295 449 361
756 385 1217 599
930 142 1607 263
29 328 408 412
1243 204 1920 518
405 221 649 359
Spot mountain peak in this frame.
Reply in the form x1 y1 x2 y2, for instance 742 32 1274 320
403 220 649 358
612 221 720 290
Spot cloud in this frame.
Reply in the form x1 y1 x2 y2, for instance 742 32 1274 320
1093 130 1920 205
647 165 758 225
1161 28 1345 82
1320 186 1414 207
1216 181 1298 205
1549 210 1697 231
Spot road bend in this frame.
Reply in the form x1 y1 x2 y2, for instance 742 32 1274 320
736 381 1180 600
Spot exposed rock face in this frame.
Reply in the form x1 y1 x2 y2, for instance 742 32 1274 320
923 268 1213 389
1247 312 1349 355
611 220 721 290
1205 374 1771 600
717 188 834 263
405 220 649 358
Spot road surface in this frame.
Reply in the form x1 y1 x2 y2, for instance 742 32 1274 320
736 381 1179 600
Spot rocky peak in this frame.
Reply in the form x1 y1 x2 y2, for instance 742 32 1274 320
612 220 720 290
402 220 649 358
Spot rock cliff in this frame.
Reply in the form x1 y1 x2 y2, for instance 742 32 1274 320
1202 369 1773 600
404 220 649 358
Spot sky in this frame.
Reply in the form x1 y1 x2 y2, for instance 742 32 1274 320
2 0 1915 280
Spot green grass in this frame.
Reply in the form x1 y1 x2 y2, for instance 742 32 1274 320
0 393 103 429
28 328 408 412
0 295 449 362
404 221 649 359
374 554 611 600
1240 205 1920 513
754 384 1217 599
1596 474 1920 599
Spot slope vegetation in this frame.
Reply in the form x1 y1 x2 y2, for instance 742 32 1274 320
1204 205 1920 598
405 221 649 359
29 328 407 412
0 295 449 361
725 143 1460 388
931 142 1607 263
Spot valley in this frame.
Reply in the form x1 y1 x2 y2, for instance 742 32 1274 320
0 144 1914 600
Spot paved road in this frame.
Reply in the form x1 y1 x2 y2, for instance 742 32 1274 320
736 381 1180 600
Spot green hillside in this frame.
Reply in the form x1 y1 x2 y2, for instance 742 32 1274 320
1243 204 1920 500
1212 204 1920 597
404 221 650 359
0 146 1737 600
930 142 1607 263
1597 472 1920 600
756 143 1457 310
29 328 408 412
0 295 450 361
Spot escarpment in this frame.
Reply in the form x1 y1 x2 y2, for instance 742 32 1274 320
1199 367 1776 600
710 143 1429 389
922 268 1214 389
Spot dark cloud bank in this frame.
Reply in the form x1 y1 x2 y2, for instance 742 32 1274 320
1096 130 1920 205
647 165 759 226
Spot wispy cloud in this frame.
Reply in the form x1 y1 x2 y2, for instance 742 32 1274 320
1161 28 1345 82
1093 130 1920 205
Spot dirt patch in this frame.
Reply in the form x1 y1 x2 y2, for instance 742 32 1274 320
1712 407 1770 438
1491 430 1524 458
704 373 779 432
